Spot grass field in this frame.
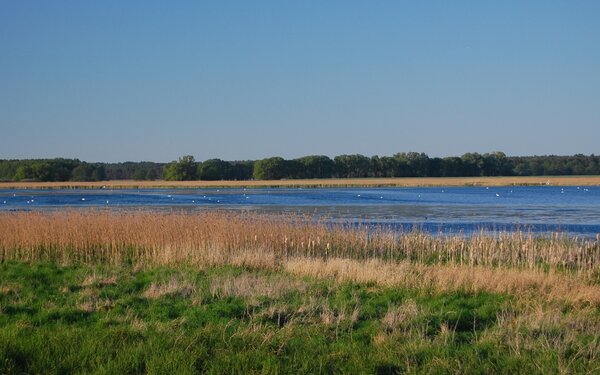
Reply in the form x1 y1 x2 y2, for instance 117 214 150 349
1 211 600 373
2 175 600 189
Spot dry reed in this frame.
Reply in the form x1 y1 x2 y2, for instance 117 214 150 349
284 258 600 305
2 175 600 189
1 210 599 304
143 277 196 299
1 210 597 273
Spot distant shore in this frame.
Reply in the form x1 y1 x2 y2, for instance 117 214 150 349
1 175 600 189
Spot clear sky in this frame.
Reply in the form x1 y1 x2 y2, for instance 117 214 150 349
1 1 599 162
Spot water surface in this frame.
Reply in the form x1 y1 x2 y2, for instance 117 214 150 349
1 186 599 237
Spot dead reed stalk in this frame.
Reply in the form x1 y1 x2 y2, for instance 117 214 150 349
0 210 599 304
0 210 597 274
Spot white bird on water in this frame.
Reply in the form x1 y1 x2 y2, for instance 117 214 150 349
495 193 500 197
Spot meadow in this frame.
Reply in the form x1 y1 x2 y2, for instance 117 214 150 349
1 210 600 373
2 175 600 189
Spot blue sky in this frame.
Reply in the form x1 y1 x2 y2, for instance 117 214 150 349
1 1 599 162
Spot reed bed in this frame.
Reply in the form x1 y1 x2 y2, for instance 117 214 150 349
3 210 600 373
1 210 598 275
3 175 600 189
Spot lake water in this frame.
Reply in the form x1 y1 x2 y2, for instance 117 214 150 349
1 186 599 237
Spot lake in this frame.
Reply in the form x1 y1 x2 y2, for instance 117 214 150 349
1 186 599 237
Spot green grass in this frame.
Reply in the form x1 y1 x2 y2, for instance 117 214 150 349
1 261 599 374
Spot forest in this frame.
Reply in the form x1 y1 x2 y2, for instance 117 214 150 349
0 152 598 182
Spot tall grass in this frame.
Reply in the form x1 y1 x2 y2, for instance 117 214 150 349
1 210 598 275
3 175 600 189
2 210 599 373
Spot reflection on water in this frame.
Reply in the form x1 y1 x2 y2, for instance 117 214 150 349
1 186 599 237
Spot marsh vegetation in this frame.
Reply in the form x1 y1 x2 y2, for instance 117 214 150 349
1 210 599 373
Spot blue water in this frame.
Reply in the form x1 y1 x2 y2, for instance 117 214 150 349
1 186 599 237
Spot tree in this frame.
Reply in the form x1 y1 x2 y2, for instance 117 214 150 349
334 154 370 178
482 152 512 176
440 157 463 177
199 159 232 180
146 168 159 180
285 160 303 179
253 157 288 180
13 164 33 181
0 160 20 181
530 158 545 175
296 155 335 179
71 165 92 181
379 156 399 177
406 152 430 177
132 169 148 180
393 152 430 177
229 161 254 180
461 153 485 176
391 153 411 177
90 164 106 181
32 162 52 181
164 155 198 181
427 157 443 177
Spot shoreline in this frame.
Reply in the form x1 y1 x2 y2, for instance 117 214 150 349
1 175 600 189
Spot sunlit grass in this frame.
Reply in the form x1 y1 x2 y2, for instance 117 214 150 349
1 210 600 373
1 261 599 374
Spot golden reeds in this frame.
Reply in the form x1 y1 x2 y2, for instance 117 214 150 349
2 175 600 189
1 210 597 273
1 210 599 304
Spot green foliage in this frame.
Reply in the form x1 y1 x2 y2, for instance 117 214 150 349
295 155 335 179
393 152 430 177
0 159 103 182
229 160 255 180
13 165 33 181
253 157 289 180
511 154 600 176
105 161 164 180
461 152 486 176
198 159 231 180
71 164 105 182
334 154 371 178
1 261 597 374
1 153 600 182
164 155 198 181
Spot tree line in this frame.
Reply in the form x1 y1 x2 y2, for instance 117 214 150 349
1 153 599 182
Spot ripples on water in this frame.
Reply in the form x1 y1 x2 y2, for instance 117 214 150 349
1 186 599 237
